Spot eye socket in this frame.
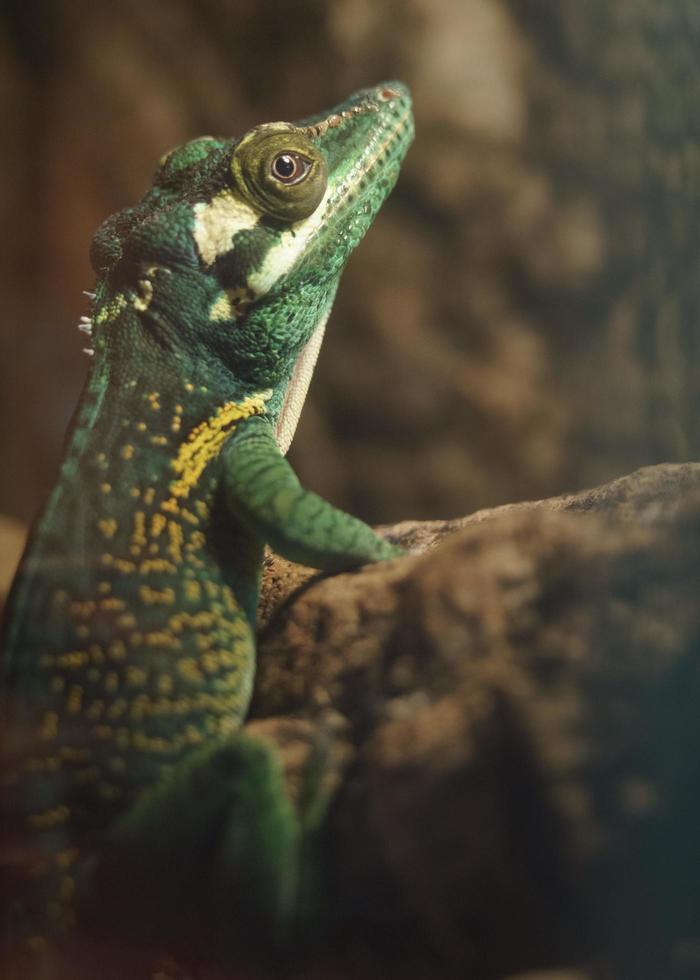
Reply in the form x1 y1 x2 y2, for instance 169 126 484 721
271 152 312 185
231 125 328 222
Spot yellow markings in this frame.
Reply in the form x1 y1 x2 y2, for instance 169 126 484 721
77 624 88 639
212 286 253 320
56 650 89 669
51 676 65 694
126 665 147 687
67 685 84 715
157 674 174 695
139 585 175 606
184 579 201 602
87 700 105 721
150 512 167 537
99 596 125 612
218 650 241 669
185 531 207 551
161 497 179 514
98 581 111 594
55 849 79 870
134 277 153 312
169 391 271 500
107 699 127 720
177 658 204 683
210 292 234 321
167 520 184 562
52 589 68 607
95 292 127 325
112 559 136 574
146 392 161 411
100 483 112 494
139 557 177 575
201 652 219 674
185 725 205 745
131 510 147 551
108 640 126 661
222 585 239 613
136 421 147 432
184 381 194 392
151 434 169 446
116 612 136 628
89 644 105 664
218 716 238 736
70 599 97 618
97 517 118 539
28 804 69 829
143 629 180 649
94 725 113 740
120 444 135 461
181 507 200 526
194 500 209 519
101 553 114 567
130 487 141 499
104 672 119 693
143 487 156 506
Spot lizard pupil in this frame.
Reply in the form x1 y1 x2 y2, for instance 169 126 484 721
271 152 310 184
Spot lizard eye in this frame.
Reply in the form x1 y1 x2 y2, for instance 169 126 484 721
271 152 312 185
231 126 327 222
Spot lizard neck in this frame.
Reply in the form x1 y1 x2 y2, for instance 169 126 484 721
35 335 270 599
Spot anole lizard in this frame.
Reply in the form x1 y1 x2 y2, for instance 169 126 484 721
0 82 413 971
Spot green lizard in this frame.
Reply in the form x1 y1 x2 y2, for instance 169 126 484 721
0 81 413 973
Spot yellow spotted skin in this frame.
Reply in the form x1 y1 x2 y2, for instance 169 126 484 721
0 81 413 965
1 378 272 948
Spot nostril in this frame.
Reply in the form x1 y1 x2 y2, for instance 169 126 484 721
379 87 398 101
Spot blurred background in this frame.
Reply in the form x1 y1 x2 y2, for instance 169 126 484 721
0 0 697 552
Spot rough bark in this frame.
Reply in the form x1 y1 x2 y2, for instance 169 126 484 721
248 463 700 980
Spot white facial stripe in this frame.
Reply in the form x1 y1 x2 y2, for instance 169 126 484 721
193 191 259 266
194 103 411 287
248 104 412 297
247 184 333 296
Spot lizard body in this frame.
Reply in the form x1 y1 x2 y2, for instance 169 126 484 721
0 82 413 971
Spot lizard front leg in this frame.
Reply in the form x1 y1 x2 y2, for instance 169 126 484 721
221 415 404 570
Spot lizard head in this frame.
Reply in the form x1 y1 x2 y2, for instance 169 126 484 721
89 82 413 451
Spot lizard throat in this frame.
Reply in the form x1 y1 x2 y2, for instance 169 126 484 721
273 298 334 455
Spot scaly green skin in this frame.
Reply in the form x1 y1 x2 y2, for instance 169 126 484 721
0 82 413 969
